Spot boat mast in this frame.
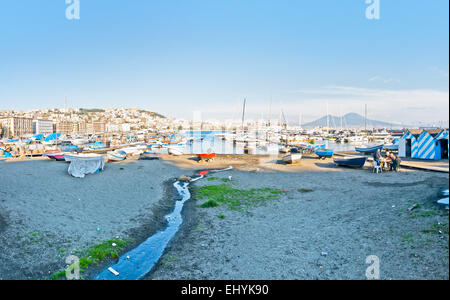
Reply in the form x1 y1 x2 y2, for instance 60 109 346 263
326 101 329 134
241 98 246 132
365 104 367 132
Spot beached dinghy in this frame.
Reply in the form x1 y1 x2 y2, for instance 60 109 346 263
197 153 216 162
315 149 334 159
139 152 160 160
64 153 105 178
44 152 67 161
355 144 384 154
107 150 127 162
283 153 302 164
167 147 184 156
333 156 367 168
383 144 399 151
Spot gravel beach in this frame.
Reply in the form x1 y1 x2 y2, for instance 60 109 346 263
147 155 449 280
0 155 448 280
0 158 186 280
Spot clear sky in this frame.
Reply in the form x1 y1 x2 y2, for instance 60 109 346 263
0 0 448 125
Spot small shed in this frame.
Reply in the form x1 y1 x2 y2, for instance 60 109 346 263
399 128 449 160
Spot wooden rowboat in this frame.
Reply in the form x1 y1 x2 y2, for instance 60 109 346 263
283 153 302 164
197 153 216 161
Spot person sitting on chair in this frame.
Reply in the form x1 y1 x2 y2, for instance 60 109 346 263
373 149 381 165
387 152 398 171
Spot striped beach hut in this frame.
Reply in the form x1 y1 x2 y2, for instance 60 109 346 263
399 128 449 160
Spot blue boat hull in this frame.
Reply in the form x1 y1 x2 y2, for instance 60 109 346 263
333 156 367 168
315 149 334 158
355 145 384 153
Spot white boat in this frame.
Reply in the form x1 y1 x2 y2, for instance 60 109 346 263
107 150 127 161
279 146 290 153
167 147 184 156
119 146 146 156
283 153 302 164
64 153 106 178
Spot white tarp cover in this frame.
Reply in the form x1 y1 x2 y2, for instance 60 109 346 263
65 154 105 178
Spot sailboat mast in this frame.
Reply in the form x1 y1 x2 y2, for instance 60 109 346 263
241 98 246 131
365 104 367 131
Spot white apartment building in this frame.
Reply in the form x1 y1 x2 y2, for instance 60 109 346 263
33 119 54 135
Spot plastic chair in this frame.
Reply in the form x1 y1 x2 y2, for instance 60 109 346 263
373 160 382 173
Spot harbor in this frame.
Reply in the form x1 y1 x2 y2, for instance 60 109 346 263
1 0 448 283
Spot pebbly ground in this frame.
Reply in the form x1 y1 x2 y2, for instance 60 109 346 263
0 158 185 280
146 157 449 280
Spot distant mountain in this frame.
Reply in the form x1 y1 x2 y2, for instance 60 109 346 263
302 113 405 129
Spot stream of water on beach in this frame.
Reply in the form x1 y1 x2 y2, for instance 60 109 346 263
95 180 193 280
95 167 232 280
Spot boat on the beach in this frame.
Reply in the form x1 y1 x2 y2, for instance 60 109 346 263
43 152 67 161
107 150 127 162
383 144 399 151
197 153 216 162
315 149 334 159
139 152 160 160
64 153 106 178
279 146 290 153
0 149 12 159
355 144 384 154
333 156 367 168
283 153 302 164
167 147 184 156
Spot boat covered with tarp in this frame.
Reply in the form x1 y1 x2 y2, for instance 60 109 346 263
64 153 105 178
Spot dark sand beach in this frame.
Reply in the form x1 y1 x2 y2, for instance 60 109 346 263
0 155 448 280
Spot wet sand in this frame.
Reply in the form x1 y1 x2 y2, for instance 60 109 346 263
0 155 448 279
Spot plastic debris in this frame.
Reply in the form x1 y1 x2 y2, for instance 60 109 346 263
228 176 232 181
108 267 119 276
112 243 117 247
408 204 418 212
437 198 449 206
178 176 191 182
96 228 101 233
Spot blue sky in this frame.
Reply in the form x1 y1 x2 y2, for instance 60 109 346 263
0 0 448 125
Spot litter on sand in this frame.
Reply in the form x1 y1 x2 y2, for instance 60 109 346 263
108 267 119 276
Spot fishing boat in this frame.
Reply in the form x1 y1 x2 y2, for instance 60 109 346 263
107 150 127 162
355 144 384 154
333 156 367 168
167 147 184 156
315 149 334 159
197 153 216 162
119 146 146 156
383 144 399 151
282 153 302 164
139 152 160 160
43 152 66 161
64 153 106 178
279 146 290 153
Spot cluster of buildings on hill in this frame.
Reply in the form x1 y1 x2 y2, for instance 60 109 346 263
0 108 168 138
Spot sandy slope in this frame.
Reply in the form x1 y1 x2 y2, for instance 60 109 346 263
0 158 185 280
